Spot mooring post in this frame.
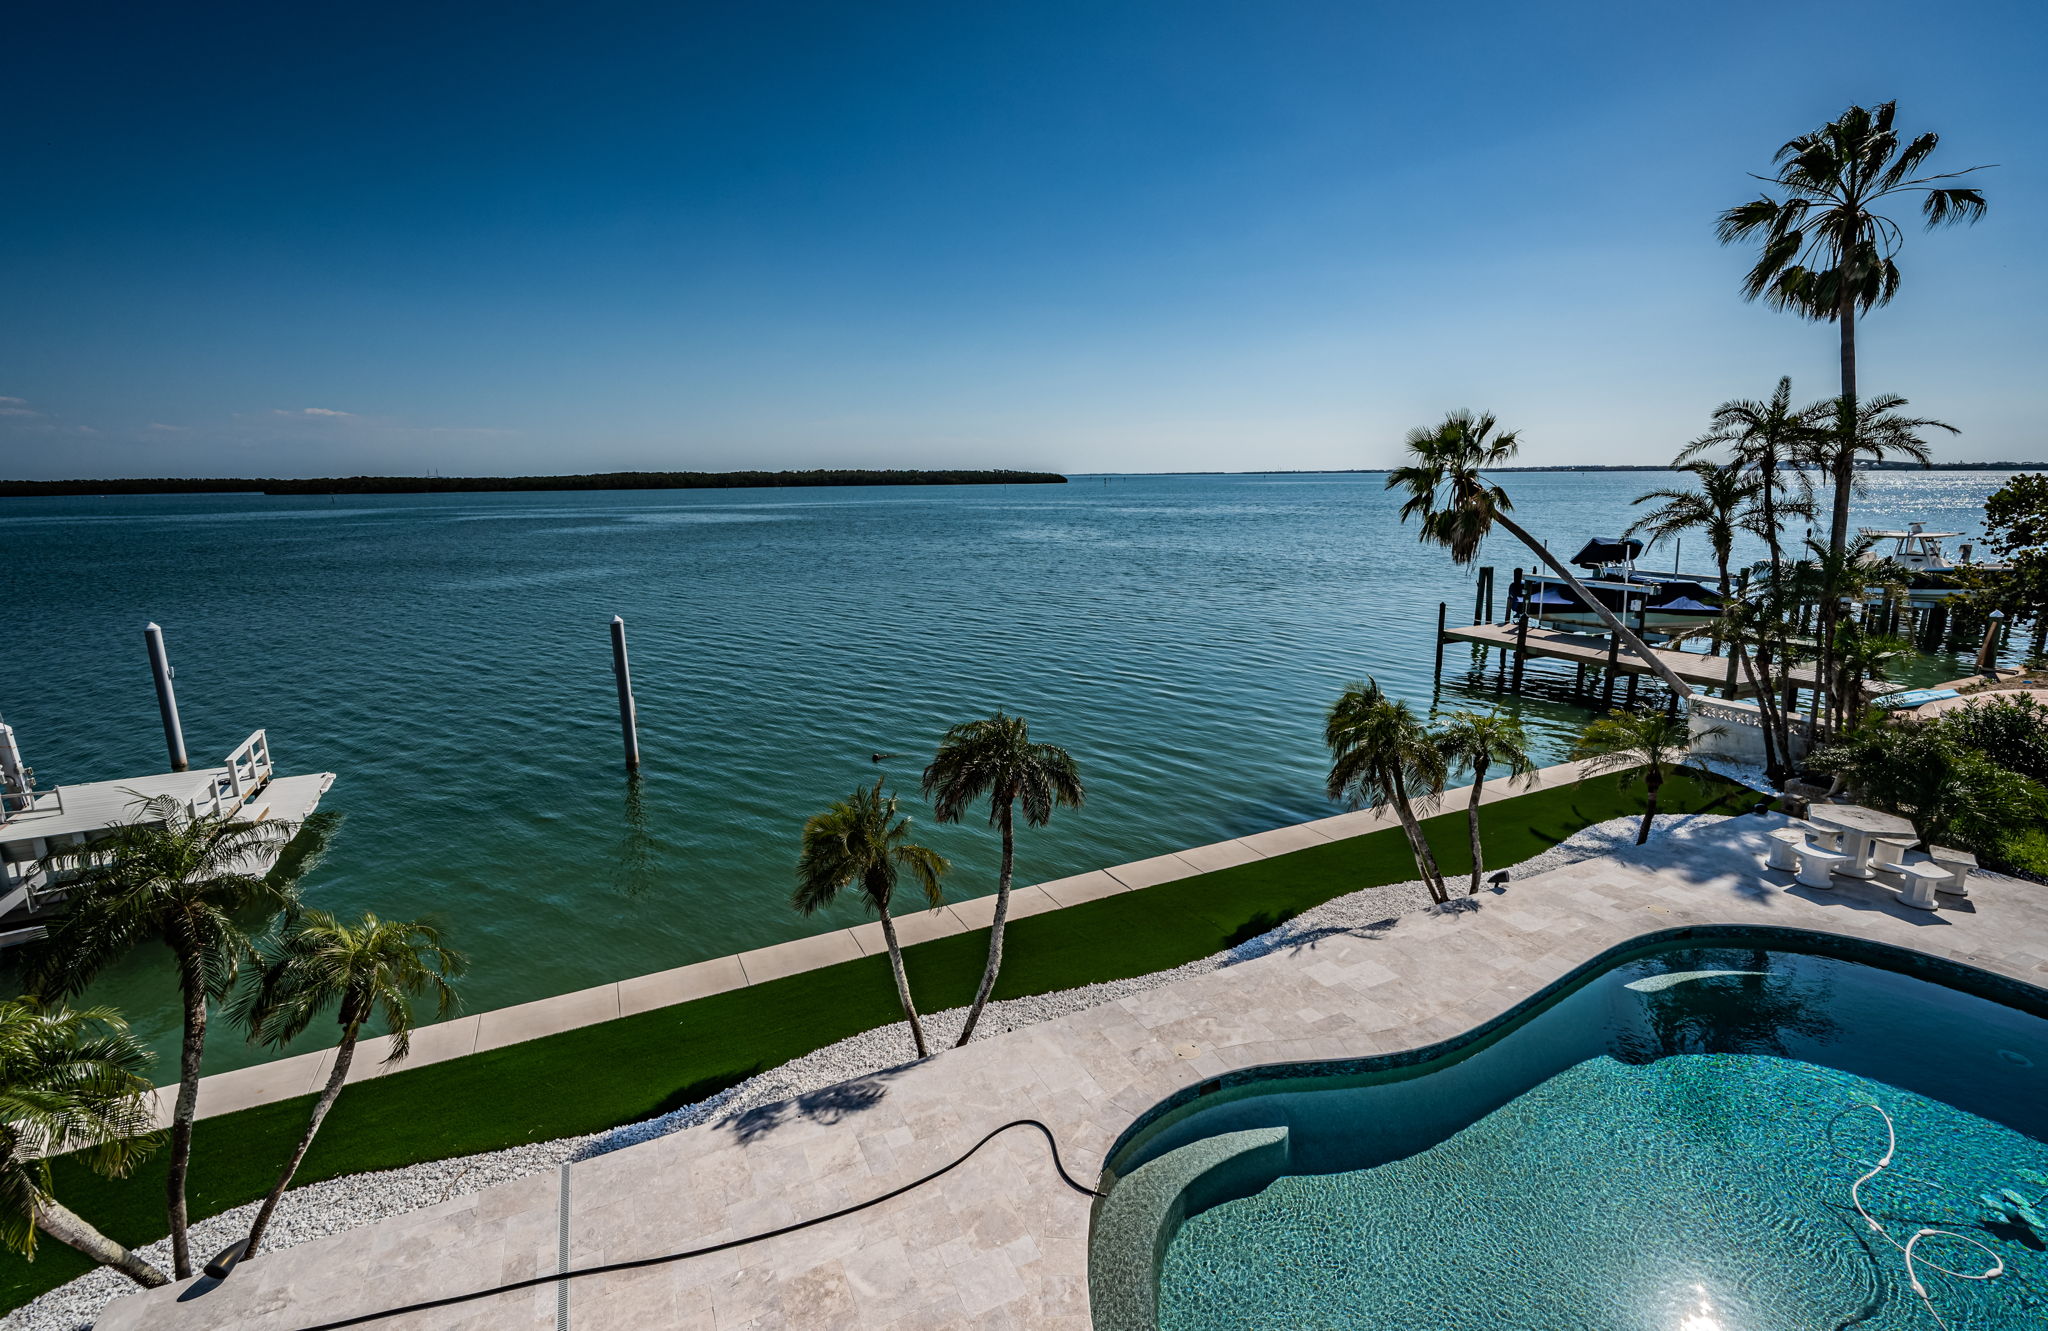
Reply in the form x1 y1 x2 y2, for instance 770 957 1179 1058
142 622 188 772
1510 569 1529 693
610 615 640 772
1435 602 1447 681
1484 566 1496 623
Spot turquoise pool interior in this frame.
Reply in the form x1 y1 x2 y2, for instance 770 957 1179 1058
1091 933 2048 1330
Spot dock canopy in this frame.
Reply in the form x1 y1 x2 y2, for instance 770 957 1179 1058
1569 537 1644 570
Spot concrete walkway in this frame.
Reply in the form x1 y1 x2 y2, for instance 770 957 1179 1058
102 814 2048 1330
153 757 1620 1127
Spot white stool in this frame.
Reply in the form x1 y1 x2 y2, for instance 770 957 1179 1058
1926 845 1978 897
1894 862 1947 910
1765 828 1806 872
1870 836 1915 871
1795 844 1849 888
1806 828 1844 852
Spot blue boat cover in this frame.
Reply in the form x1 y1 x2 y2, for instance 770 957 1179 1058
1871 688 1960 710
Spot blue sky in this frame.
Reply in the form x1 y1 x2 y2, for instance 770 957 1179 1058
1 0 2039 478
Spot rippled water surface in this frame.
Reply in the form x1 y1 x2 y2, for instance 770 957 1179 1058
0 471 2015 1069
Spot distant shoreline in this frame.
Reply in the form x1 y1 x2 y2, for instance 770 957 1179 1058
0 468 1069 498
1072 462 2047 476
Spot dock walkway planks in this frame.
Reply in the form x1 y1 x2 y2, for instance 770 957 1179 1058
1440 621 1838 696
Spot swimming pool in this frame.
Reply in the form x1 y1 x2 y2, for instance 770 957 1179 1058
1089 932 2048 1330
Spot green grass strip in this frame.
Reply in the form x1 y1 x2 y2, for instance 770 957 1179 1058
1 771 1746 1308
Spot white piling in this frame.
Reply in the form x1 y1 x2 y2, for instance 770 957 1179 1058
610 616 640 772
143 621 189 772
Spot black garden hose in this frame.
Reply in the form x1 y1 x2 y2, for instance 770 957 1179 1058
265 1118 1101 1331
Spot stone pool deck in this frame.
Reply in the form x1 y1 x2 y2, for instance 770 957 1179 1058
101 813 2048 1330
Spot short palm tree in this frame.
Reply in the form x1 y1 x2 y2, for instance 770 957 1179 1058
229 911 464 1259
1675 376 1831 576
1326 679 1449 902
795 782 949 1059
1570 710 1721 845
922 713 1083 1048
25 795 298 1279
1626 461 1764 595
1718 101 1988 552
1816 392 1957 494
1432 710 1538 895
0 997 168 1288
1388 410 1696 699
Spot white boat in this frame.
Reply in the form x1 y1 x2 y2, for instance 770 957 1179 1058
1858 522 2004 586
0 721 335 948
1510 538 1726 633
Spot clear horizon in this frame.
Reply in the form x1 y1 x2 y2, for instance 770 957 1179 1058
3 0 2041 481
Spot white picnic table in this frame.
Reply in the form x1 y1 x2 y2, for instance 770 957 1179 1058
1806 804 1917 880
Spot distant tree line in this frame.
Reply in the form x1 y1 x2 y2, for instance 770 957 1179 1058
0 468 1068 498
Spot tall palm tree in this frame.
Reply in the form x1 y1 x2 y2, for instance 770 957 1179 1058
1626 461 1764 594
1718 101 1988 552
794 781 949 1059
229 911 464 1259
1325 679 1449 903
1431 710 1537 895
921 713 1083 1048
24 796 298 1279
1570 710 1721 845
1388 410 1696 699
1674 376 1831 576
0 997 169 1288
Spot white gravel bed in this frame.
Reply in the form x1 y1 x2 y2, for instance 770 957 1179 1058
5 812 1720 1331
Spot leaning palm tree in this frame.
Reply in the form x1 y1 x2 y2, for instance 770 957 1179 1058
922 713 1082 1048
1388 410 1696 698
1674 376 1831 576
794 781 949 1059
1431 710 1538 895
24 795 298 1279
0 997 169 1288
1718 101 1989 552
1626 461 1764 594
1570 710 1721 845
1326 679 1449 902
229 911 464 1259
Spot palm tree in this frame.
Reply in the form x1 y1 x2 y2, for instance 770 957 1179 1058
229 911 464 1259
1388 410 1696 699
1817 392 1957 494
1570 710 1721 845
794 781 949 1059
1674 376 1831 576
1326 679 1449 902
921 713 1082 1048
1718 101 1989 552
24 796 298 1279
1431 710 1537 895
1626 461 1764 594
0 997 169 1288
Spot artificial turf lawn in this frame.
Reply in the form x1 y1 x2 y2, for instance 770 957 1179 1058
1 769 1746 1309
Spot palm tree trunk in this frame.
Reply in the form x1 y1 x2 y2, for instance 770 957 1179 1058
953 803 1012 1047
1387 766 1446 903
1831 293 1858 554
1464 759 1488 895
1493 512 1695 699
876 906 929 1059
33 1195 170 1288
1733 643 1783 782
1761 459 1782 579
1638 766 1663 845
243 1022 361 1258
165 949 208 1280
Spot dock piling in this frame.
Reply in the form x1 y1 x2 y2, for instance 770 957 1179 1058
1510 569 1528 693
142 622 188 772
1435 603 1447 682
610 616 641 773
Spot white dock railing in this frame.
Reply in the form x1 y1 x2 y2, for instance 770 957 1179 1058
189 730 273 820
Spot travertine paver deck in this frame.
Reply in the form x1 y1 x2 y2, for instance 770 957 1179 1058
102 813 2048 1330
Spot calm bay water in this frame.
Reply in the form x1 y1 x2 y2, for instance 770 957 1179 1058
0 470 2012 1071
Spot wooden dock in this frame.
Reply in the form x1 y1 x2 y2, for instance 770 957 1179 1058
1439 621 1831 698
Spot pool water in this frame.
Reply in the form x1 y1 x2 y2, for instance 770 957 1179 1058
1127 944 2048 1330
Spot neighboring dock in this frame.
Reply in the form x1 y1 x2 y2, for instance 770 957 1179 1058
1438 620 1829 698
